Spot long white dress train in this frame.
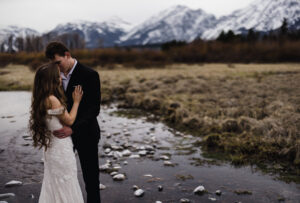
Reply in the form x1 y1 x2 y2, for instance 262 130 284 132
38 107 84 203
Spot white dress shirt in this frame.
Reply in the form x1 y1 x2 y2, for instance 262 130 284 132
60 59 77 91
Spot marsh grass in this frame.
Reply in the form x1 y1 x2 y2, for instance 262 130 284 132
1 63 300 170
0 64 33 90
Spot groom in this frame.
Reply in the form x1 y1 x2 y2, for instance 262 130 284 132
45 41 101 203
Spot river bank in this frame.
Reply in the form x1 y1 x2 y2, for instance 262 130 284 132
0 91 300 203
1 63 300 174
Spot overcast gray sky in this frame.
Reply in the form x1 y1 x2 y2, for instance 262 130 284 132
0 0 255 32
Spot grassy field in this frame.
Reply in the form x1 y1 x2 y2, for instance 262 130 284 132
1 63 300 170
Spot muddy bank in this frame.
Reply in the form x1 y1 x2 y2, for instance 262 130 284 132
0 92 300 203
99 64 300 170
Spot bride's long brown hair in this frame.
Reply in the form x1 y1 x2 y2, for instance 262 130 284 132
29 62 66 150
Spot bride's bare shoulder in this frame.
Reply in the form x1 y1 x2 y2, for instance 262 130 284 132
47 95 62 109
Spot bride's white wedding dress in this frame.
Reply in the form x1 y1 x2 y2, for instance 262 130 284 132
39 107 84 203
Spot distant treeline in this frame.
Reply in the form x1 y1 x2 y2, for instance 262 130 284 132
1 19 300 69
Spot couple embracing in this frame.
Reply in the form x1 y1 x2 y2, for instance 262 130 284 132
29 41 101 203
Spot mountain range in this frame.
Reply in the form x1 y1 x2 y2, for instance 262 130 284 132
0 0 299 51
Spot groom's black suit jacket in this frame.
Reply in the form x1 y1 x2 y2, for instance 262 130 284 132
65 62 101 147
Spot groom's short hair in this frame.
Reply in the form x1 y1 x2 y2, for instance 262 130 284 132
45 41 70 60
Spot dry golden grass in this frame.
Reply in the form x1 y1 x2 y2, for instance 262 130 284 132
98 63 300 166
0 64 34 90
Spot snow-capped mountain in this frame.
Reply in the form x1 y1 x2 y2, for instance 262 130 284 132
201 0 300 39
1 0 300 51
0 26 40 51
47 17 132 48
119 5 217 46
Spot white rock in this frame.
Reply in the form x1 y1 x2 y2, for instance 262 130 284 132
110 172 118 176
138 146 146 150
123 161 128 165
180 198 190 203
5 180 22 187
99 163 110 171
145 145 155 151
0 193 15 198
104 148 111 154
113 151 123 159
160 155 170 160
129 154 140 159
113 164 122 170
143 174 153 177
99 183 106 190
150 136 157 142
215 190 222 196
193 185 206 195
163 161 174 166
132 185 139 190
111 145 123 150
139 150 147 156
208 197 217 201
107 151 114 157
113 174 126 181
155 201 162 203
122 150 132 156
134 189 144 197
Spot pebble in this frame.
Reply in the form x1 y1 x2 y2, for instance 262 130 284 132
113 166 122 171
5 180 22 187
113 151 123 159
215 190 222 196
180 198 190 203
99 183 106 190
0 193 15 198
134 189 144 197
129 154 140 159
208 197 217 201
113 174 126 181
132 185 139 191
193 185 206 195
151 136 157 142
103 143 112 149
145 145 155 151
155 201 162 203
110 172 118 176
160 155 170 160
143 174 153 177
163 161 175 166
138 150 147 156
123 161 128 165
158 185 163 191
99 163 110 172
138 146 146 150
104 148 111 154
111 145 123 151
122 150 132 156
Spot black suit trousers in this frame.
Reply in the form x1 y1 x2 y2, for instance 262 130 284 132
76 138 100 203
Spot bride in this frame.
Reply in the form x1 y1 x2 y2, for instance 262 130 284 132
29 62 84 203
